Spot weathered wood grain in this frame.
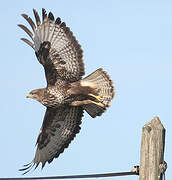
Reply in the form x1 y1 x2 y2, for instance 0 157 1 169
139 116 166 180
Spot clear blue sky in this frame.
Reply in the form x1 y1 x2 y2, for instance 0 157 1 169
0 0 171 179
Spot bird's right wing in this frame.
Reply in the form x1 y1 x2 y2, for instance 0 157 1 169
18 9 85 86
19 106 83 174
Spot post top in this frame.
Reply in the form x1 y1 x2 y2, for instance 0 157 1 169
143 116 165 130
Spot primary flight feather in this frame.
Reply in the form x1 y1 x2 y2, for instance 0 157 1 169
18 8 115 174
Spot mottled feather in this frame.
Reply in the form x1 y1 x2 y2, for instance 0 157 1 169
18 8 115 175
18 8 85 86
19 106 83 174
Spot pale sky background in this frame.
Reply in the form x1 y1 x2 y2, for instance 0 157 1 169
0 0 171 179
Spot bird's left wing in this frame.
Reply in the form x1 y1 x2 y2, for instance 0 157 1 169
18 9 85 86
19 106 83 174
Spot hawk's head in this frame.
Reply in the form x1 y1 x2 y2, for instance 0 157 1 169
27 89 45 103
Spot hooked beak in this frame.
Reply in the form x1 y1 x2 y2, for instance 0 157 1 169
26 93 33 98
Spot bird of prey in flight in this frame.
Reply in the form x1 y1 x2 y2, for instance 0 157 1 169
18 8 115 174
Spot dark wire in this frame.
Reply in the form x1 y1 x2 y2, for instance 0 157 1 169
0 171 138 180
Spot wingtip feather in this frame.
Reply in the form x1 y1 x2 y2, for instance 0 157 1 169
42 8 47 21
21 13 36 32
18 24 33 40
20 38 34 49
48 12 54 21
33 8 41 26
19 160 36 175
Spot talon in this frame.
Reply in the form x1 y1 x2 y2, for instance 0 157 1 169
88 93 104 101
91 101 105 108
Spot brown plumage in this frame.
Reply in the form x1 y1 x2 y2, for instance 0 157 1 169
18 8 115 174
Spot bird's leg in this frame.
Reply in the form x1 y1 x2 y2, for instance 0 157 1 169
88 93 104 102
71 99 105 107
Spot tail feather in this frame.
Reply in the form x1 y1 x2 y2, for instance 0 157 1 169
83 104 106 118
81 68 115 117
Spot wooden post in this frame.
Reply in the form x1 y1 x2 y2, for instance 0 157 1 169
139 116 166 180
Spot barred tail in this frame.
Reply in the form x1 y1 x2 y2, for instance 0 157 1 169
81 68 115 118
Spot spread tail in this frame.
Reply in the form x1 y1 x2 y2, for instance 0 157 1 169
81 68 115 118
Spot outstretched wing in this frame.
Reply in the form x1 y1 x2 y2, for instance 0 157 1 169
19 106 83 174
18 8 85 85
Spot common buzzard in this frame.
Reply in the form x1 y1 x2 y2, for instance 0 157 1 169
18 9 115 174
